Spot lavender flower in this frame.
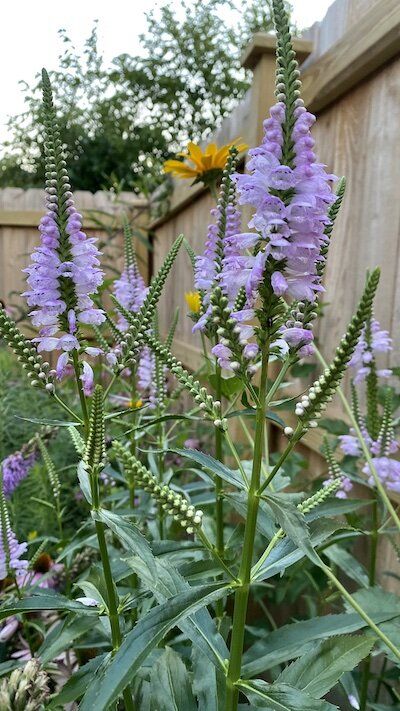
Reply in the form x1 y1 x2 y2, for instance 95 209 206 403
349 318 392 382
363 458 400 494
0 492 28 581
2 450 37 498
22 70 105 381
137 346 157 409
113 261 148 332
323 475 353 499
233 104 335 306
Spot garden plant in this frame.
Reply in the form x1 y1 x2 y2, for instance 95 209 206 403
0 1 400 709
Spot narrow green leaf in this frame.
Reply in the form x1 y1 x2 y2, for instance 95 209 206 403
80 583 231 710
48 654 108 707
38 615 96 664
77 460 93 504
172 448 246 490
239 679 337 710
191 644 219 711
93 508 156 577
243 611 399 678
277 635 375 698
322 544 369 588
15 415 81 426
0 593 97 620
253 520 344 581
127 556 229 668
149 647 197 711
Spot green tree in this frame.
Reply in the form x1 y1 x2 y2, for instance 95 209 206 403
0 0 279 193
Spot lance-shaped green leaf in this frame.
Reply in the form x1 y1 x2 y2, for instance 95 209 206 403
93 507 156 577
149 648 197 711
80 582 231 710
238 678 338 711
171 448 246 490
0 593 98 620
277 635 375 699
242 610 400 678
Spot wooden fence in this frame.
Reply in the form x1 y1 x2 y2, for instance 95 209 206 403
0 187 149 314
150 0 400 587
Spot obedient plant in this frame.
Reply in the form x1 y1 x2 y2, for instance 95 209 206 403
0 2 400 709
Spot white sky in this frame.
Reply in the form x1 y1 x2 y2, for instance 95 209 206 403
0 0 335 141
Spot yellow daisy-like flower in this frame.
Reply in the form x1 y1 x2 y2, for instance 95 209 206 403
127 398 143 409
28 530 38 541
185 291 201 314
164 139 248 189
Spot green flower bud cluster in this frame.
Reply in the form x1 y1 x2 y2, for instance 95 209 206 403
294 268 380 431
142 333 227 430
68 426 85 456
272 0 301 167
210 286 251 377
42 70 77 318
0 309 54 392
113 442 203 534
298 477 342 515
36 436 61 500
0 659 50 711
376 390 395 457
112 234 184 370
84 385 106 473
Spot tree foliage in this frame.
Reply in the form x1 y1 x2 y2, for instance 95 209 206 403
0 0 277 193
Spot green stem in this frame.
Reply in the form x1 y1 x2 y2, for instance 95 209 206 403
225 343 269 711
215 361 225 618
52 392 83 424
360 496 379 711
265 358 293 406
314 346 400 535
71 350 90 431
258 427 302 494
91 475 135 710
224 430 249 487
197 529 238 582
103 372 118 400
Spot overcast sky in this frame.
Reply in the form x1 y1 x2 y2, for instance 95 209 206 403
0 0 335 140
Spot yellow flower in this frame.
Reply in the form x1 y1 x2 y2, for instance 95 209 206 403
127 398 143 409
164 139 248 184
28 530 38 541
185 291 201 314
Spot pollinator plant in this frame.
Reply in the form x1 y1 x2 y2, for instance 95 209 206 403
0 1 400 709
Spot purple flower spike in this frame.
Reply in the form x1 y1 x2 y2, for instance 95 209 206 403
2 451 37 498
232 97 336 305
349 318 392 382
0 496 28 580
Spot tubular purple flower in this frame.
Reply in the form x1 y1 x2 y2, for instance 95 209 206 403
0 491 28 580
22 71 105 388
349 318 392 382
113 263 148 333
137 346 157 408
363 457 400 494
2 451 37 498
232 97 336 311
